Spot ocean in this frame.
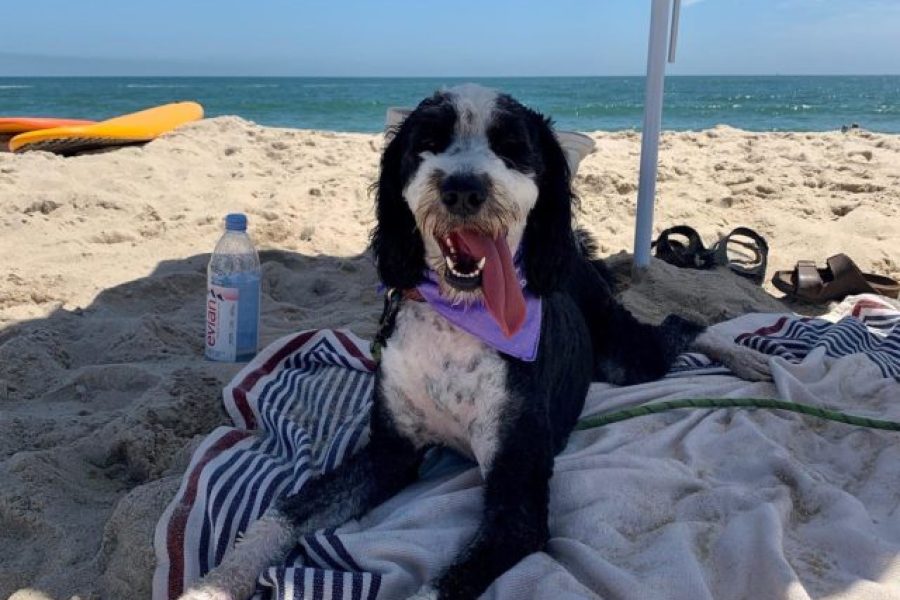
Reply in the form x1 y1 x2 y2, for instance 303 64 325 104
1 76 898 133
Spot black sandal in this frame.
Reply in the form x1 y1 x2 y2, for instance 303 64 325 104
651 225 715 269
652 225 768 285
709 227 769 285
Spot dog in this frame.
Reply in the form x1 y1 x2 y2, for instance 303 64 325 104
180 84 770 600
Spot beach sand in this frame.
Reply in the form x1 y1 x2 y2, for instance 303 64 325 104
1 117 898 599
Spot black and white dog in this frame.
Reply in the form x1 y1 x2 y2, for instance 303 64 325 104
181 84 769 600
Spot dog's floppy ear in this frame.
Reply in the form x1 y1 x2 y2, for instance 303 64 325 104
520 114 578 293
370 124 427 289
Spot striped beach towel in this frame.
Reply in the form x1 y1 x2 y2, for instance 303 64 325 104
154 295 900 600
153 330 380 600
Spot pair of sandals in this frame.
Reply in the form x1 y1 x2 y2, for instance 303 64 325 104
652 225 900 302
652 225 769 285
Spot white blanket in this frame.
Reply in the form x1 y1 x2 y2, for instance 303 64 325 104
155 294 900 600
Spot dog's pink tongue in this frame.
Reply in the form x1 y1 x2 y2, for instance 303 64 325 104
453 231 526 337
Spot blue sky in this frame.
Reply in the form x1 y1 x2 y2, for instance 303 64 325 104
1 0 899 76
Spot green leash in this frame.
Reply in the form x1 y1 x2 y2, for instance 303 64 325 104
367 290 900 434
575 397 900 432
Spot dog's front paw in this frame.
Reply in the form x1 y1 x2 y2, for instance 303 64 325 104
692 330 772 381
407 584 439 600
719 344 772 381
177 583 236 600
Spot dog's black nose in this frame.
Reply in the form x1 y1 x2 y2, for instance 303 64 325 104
440 173 487 217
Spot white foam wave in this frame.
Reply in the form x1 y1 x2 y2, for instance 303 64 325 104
125 84 189 89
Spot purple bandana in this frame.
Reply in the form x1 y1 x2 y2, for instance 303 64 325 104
415 270 542 362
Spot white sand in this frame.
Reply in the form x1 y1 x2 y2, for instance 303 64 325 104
0 117 897 599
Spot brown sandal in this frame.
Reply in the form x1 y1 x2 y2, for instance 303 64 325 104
772 254 900 302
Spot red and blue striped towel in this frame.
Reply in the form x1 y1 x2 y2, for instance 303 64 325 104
154 296 900 600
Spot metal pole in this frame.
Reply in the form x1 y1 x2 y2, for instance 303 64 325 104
668 0 682 63
632 0 673 271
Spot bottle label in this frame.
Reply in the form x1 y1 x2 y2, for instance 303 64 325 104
205 283 239 361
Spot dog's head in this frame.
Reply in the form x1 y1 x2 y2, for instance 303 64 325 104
371 84 578 333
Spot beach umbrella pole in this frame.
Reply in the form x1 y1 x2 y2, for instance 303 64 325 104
633 0 679 272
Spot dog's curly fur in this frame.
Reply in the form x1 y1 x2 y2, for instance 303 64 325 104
179 84 770 600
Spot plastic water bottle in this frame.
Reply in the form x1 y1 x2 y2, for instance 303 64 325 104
205 213 261 362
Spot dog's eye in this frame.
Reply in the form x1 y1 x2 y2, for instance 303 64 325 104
493 138 528 168
415 135 445 154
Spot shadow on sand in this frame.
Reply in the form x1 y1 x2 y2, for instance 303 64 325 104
0 247 859 600
0 248 380 600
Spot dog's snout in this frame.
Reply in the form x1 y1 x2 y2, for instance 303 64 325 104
440 173 486 217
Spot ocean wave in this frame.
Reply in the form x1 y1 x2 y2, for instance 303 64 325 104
0 85 31 89
125 84 189 89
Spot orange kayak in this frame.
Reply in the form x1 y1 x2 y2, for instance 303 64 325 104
9 101 204 154
0 117 95 134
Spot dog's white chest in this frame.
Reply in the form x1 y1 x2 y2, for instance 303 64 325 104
379 301 509 468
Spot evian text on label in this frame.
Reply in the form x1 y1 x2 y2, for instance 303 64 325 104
205 283 239 361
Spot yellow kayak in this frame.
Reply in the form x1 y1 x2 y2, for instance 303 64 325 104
10 101 203 154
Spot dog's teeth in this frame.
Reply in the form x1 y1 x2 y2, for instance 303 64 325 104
476 257 486 270
445 253 483 280
448 264 479 278
445 236 455 252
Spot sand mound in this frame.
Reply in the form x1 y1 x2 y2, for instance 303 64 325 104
0 117 897 598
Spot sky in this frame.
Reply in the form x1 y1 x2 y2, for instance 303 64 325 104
1 0 899 77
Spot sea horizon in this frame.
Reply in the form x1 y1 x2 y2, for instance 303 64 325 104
5 74 900 78
2 75 899 133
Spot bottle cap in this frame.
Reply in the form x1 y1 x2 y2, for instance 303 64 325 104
225 213 248 232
